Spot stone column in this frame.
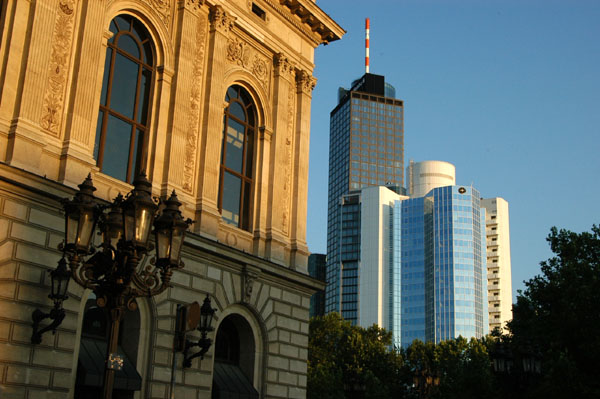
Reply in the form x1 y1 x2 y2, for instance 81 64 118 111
58 0 108 185
194 5 235 239
0 0 33 159
290 69 316 272
264 53 296 265
160 0 207 198
5 0 78 176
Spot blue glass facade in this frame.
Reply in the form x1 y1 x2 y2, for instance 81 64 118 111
391 186 487 347
326 74 404 318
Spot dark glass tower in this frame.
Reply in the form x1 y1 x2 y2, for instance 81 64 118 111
325 73 404 321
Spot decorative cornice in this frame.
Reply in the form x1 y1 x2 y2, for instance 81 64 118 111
295 69 316 94
261 0 344 45
209 5 235 34
273 53 295 80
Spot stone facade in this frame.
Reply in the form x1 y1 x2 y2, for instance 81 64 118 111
0 0 343 398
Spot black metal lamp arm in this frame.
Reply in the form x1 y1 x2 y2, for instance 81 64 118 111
182 333 212 368
31 303 66 344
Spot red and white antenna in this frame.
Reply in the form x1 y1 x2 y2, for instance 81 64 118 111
365 18 370 73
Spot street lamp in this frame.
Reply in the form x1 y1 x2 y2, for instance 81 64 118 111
31 256 71 344
31 173 193 399
182 294 216 368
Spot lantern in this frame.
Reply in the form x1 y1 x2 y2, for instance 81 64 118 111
121 173 157 251
64 174 98 254
199 294 216 333
49 257 71 303
154 191 192 268
101 194 124 251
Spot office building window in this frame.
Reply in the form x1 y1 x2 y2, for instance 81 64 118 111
219 85 257 231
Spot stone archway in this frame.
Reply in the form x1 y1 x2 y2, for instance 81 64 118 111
211 314 259 399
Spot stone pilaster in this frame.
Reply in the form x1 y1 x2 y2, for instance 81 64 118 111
194 5 236 239
262 53 295 265
5 0 71 176
290 69 316 272
58 0 106 186
162 2 208 195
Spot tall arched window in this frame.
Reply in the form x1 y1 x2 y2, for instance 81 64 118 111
219 85 257 231
94 15 155 184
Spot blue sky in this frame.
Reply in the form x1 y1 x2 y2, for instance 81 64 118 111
306 0 600 301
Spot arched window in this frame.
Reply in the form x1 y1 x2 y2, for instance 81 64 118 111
212 315 258 399
94 15 155 184
219 86 257 231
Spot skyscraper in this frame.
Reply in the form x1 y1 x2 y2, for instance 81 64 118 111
481 198 513 332
329 160 491 347
325 73 404 322
308 253 327 318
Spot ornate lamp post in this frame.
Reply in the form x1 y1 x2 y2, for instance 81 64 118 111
31 173 192 399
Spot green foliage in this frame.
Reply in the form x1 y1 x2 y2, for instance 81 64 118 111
404 337 496 399
308 313 410 399
507 225 600 398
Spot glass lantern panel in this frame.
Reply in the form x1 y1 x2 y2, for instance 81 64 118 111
135 207 153 245
170 228 184 262
77 209 95 249
156 228 171 261
66 214 79 246
124 212 135 242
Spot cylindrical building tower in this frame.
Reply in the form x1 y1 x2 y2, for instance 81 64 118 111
407 160 456 197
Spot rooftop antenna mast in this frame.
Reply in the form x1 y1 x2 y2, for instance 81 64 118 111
365 18 370 73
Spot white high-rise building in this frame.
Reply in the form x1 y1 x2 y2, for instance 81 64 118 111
481 198 513 332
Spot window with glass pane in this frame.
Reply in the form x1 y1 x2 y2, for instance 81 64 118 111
219 86 256 231
94 15 155 184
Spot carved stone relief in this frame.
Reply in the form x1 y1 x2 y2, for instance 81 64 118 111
40 0 77 136
182 16 208 192
274 53 295 81
281 80 295 233
296 69 317 94
210 5 235 34
226 38 271 92
242 265 259 303
141 0 172 29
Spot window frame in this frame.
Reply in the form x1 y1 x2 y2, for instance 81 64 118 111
218 85 258 231
94 15 156 184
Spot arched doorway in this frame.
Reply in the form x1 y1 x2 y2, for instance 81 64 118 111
74 294 142 399
212 314 259 399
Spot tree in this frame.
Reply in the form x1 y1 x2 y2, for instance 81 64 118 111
308 313 411 399
404 337 496 399
508 225 600 398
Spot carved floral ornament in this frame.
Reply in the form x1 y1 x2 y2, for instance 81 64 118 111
296 70 317 93
210 5 235 33
226 37 270 90
40 0 76 136
274 53 295 80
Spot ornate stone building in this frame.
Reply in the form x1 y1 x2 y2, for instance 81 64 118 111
0 0 343 397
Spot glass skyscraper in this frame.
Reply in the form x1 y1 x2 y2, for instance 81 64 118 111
325 73 404 322
391 185 487 347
